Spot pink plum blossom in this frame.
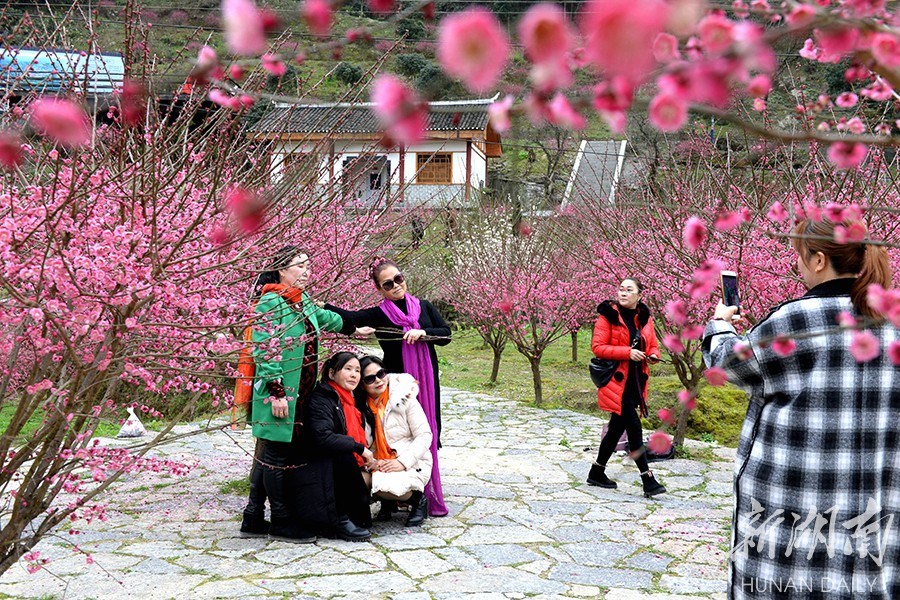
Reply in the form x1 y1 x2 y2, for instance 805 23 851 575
303 0 333 37
753 98 767 111
786 4 817 26
592 77 634 112
688 259 726 299
261 54 287 76
682 325 704 340
715 210 746 231
547 94 585 129
579 0 668 82
29 98 91 147
658 408 675 426
518 4 573 65
850 330 880 362
663 334 685 353
704 367 728 386
682 216 708 250
529 61 574 93
488 95 514 133
837 311 857 327
678 389 697 411
799 38 820 60
814 28 859 62
842 0 885 17
665 300 688 326
222 0 267 56
649 92 687 132
835 92 858 108
833 221 867 244
0 131 23 169
733 341 753 360
844 117 866 134
648 430 673 454
771 336 797 357
766 201 789 222
827 142 868 169
697 14 735 54
888 341 900 366
871 33 900 68
371 74 427 145
225 187 265 233
747 74 771 98
368 0 395 15
437 7 510 93
653 33 681 63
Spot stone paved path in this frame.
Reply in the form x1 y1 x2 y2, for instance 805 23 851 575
0 388 735 599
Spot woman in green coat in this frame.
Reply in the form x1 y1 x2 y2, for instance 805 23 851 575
240 245 373 543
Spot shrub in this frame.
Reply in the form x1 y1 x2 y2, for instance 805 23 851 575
643 377 748 447
395 54 429 77
334 62 363 86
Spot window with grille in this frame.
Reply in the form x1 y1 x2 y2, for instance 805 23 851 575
416 153 452 184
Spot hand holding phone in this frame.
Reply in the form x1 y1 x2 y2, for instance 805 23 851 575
721 271 740 315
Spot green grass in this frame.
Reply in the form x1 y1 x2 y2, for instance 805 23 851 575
437 328 749 447
0 403 164 446
220 477 251 497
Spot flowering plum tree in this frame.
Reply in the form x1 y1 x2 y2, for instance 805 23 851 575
446 209 595 403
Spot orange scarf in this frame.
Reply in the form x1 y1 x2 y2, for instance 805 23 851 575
367 386 396 461
328 382 367 468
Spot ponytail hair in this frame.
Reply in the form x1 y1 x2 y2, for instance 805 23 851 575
792 219 892 318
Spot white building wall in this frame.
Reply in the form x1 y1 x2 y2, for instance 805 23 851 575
271 138 487 187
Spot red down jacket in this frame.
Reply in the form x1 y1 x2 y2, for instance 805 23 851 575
591 300 660 416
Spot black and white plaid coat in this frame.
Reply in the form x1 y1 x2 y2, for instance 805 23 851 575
703 278 900 600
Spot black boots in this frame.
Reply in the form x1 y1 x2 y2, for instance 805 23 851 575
239 512 270 538
405 492 428 527
586 463 618 489
268 518 316 544
333 515 371 542
377 499 397 522
641 470 666 498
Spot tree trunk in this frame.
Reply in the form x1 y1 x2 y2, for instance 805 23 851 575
490 345 503 383
570 330 578 363
528 355 543 405
674 402 691 450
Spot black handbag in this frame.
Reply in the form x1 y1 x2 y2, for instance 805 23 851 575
589 358 618 388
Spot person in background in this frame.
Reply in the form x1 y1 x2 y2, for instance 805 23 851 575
587 277 665 498
703 217 899 599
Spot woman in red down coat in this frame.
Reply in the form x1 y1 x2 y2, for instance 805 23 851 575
587 277 666 498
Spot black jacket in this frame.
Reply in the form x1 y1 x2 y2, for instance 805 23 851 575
299 383 366 460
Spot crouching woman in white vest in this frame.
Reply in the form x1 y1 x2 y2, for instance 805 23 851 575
355 355 433 527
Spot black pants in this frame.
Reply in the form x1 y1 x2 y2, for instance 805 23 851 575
243 438 267 517
595 402 650 473
260 439 295 522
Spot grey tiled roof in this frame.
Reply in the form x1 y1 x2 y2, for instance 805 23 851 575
248 99 491 134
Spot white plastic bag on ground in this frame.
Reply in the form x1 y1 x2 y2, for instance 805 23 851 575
117 407 147 438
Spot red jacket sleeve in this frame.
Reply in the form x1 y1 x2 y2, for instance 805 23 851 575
643 318 660 358
591 316 631 361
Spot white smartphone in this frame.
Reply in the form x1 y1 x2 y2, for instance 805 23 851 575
721 270 740 314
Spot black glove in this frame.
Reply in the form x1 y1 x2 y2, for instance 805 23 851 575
266 379 285 398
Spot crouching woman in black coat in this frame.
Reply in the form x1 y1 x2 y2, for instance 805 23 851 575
294 352 376 542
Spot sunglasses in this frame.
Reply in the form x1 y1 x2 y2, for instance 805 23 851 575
379 273 405 291
362 369 387 385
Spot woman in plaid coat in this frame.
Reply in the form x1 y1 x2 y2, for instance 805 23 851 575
703 218 899 599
